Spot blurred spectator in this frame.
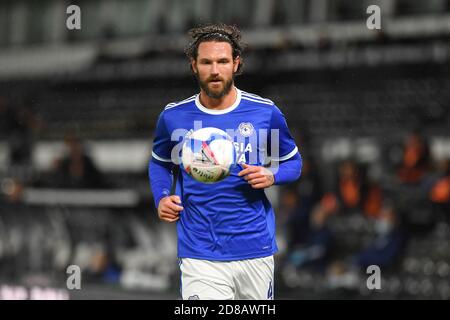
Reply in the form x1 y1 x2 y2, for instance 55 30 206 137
336 160 364 212
326 200 406 290
363 181 384 219
52 134 108 189
397 132 431 185
280 157 324 248
285 193 338 273
429 159 450 223
0 177 25 205
82 245 122 284
335 159 382 217
295 157 324 213
0 96 43 167
352 200 405 270
278 188 309 249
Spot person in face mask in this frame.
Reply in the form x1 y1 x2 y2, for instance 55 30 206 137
374 213 394 235
352 200 405 270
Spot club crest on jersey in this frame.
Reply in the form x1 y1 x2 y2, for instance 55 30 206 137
238 122 254 137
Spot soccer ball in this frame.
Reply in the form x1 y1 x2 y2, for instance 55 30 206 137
181 127 236 183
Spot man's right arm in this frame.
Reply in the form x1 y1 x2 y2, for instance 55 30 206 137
149 158 183 222
148 111 183 222
148 158 173 209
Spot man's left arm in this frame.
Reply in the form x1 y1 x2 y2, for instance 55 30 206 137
272 152 302 185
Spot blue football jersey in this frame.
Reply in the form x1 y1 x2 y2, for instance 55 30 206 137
152 88 299 261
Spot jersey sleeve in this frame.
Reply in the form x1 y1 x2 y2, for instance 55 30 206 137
269 105 298 161
152 111 173 163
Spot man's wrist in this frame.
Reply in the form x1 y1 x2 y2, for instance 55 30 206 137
264 167 275 186
269 172 275 186
155 189 170 208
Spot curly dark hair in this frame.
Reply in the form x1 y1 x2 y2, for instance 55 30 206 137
185 23 245 75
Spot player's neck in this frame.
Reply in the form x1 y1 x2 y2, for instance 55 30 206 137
199 86 237 110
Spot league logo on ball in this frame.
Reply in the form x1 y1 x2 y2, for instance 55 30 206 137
181 127 237 184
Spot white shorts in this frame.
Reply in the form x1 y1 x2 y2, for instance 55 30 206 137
179 255 274 300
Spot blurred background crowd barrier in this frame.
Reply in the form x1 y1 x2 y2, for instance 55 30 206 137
0 0 449 299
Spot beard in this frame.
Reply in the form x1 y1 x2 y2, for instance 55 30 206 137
196 73 234 99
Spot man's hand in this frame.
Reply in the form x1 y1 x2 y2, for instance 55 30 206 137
238 163 275 189
158 195 183 223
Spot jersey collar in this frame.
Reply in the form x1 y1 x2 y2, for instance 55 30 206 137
195 88 241 115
